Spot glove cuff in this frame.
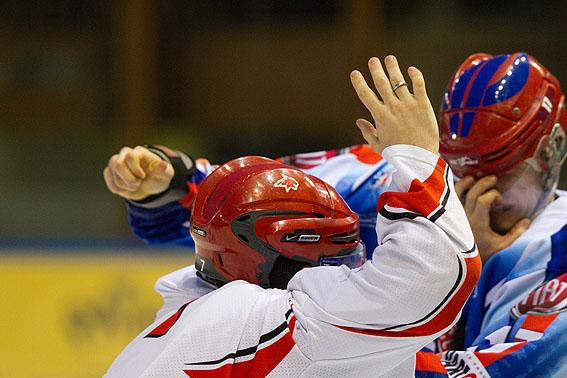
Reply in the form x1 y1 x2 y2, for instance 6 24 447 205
129 145 195 209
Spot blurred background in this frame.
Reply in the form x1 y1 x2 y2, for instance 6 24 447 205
0 0 565 376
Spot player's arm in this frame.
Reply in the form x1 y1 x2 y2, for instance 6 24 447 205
288 56 481 358
103 145 212 246
106 142 389 247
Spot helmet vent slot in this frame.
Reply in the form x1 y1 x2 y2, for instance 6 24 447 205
216 253 224 266
485 119 542 163
238 234 249 243
237 215 251 222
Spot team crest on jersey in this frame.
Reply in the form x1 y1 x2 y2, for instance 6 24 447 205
511 273 567 318
274 174 299 192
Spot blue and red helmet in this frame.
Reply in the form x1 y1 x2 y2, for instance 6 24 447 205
439 52 566 179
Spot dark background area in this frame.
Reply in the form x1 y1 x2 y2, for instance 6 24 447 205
1 0 566 241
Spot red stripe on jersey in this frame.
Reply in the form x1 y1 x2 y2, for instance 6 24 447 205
184 315 297 378
145 301 195 338
415 351 448 373
288 313 297 337
277 150 340 169
335 257 481 337
520 313 559 333
349 145 383 164
474 341 526 367
276 144 382 168
378 158 447 217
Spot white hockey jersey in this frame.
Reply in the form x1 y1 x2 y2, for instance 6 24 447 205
106 145 481 377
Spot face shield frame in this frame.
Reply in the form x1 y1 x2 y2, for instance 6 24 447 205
319 241 367 269
493 123 565 220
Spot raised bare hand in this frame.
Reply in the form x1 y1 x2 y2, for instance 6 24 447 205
350 55 439 155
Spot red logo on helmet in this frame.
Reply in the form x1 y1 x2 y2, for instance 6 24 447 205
274 174 300 192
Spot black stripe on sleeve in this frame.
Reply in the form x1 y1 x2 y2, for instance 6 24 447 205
461 244 477 255
428 164 451 223
379 207 421 221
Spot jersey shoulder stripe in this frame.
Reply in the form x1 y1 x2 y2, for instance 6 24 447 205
183 308 297 377
145 300 194 338
378 158 450 222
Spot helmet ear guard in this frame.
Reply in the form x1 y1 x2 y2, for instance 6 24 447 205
527 123 566 193
552 123 567 165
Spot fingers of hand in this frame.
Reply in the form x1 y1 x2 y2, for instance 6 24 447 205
355 118 379 148
125 146 150 178
368 57 397 104
508 218 531 236
407 66 427 99
107 146 155 191
148 160 174 181
355 118 375 135
109 153 142 191
455 176 475 202
384 55 410 99
465 175 498 209
103 167 118 193
104 146 175 200
350 70 381 113
499 218 530 250
103 167 129 198
475 189 501 213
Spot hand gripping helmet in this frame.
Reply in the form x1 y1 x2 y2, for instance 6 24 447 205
439 52 566 186
190 156 365 289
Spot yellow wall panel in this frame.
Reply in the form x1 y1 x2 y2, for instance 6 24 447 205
0 252 192 378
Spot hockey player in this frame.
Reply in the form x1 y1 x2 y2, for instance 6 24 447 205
270 53 567 378
105 56 480 377
415 52 567 377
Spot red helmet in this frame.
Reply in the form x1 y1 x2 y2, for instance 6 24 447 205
190 156 365 289
439 52 566 180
